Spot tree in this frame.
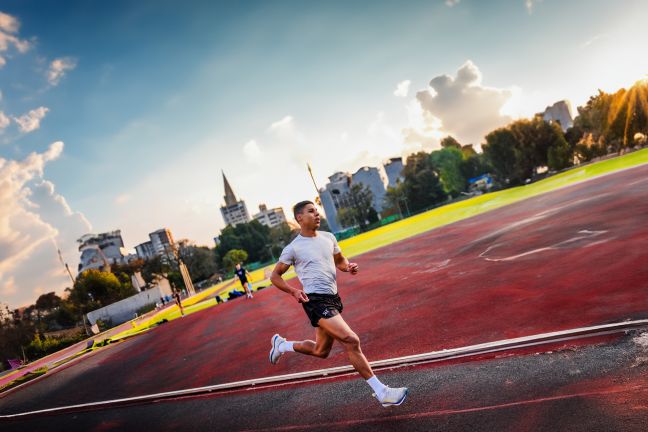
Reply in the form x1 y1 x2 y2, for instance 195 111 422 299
68 270 136 311
547 122 573 171
269 221 299 259
141 255 171 285
573 81 648 154
383 182 407 217
223 249 248 271
217 220 272 264
318 217 332 232
402 152 447 212
35 292 62 312
440 135 462 149
430 146 466 197
335 183 376 230
483 127 518 185
460 151 491 182
179 246 218 282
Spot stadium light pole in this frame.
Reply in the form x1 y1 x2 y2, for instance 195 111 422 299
307 163 324 208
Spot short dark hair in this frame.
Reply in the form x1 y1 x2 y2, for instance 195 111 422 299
293 200 314 220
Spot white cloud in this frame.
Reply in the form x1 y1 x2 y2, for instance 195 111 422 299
525 0 542 14
47 57 77 86
114 193 132 205
269 115 295 133
393 80 411 98
0 11 31 68
445 0 460 7
1 276 15 296
13 106 49 133
0 12 19 33
0 111 9 129
410 60 513 147
243 139 262 162
0 142 91 308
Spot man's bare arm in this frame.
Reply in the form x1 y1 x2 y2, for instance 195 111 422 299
271 262 309 302
334 252 358 275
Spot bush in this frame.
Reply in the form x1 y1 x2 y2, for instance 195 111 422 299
24 332 85 360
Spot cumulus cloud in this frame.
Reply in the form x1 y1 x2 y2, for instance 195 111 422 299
243 139 262 163
393 80 411 98
0 111 9 130
0 142 91 308
13 106 49 133
0 12 19 33
407 60 513 148
47 57 77 86
445 0 460 7
0 11 31 68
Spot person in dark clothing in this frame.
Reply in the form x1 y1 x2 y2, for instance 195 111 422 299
234 263 254 299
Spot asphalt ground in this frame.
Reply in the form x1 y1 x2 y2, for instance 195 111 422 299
1 163 647 429
1 332 647 431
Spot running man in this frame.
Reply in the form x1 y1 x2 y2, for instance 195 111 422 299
269 201 408 407
173 289 185 317
234 263 254 299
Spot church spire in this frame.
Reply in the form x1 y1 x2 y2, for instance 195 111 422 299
222 171 238 206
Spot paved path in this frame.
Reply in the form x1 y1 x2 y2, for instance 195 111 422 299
2 332 647 431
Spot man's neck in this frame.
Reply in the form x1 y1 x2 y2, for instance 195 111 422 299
300 228 318 237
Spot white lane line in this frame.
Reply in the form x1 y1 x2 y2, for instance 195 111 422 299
2 319 647 419
480 230 608 262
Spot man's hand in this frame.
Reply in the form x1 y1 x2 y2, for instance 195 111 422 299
291 290 309 303
346 262 359 275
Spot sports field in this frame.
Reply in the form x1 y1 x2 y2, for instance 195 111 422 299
103 148 648 343
1 152 647 422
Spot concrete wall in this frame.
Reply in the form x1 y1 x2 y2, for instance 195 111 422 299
86 279 173 326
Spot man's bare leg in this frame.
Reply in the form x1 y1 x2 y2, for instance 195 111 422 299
317 314 373 379
293 326 335 358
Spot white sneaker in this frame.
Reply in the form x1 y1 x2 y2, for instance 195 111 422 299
373 386 409 407
269 334 286 364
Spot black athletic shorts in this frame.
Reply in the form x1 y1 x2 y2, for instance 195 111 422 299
302 293 343 327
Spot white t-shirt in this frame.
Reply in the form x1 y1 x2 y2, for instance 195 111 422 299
278 231 341 295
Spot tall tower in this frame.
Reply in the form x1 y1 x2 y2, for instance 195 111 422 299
220 171 250 226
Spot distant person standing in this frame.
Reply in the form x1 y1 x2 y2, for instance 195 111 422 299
173 289 185 317
269 200 408 407
234 263 254 299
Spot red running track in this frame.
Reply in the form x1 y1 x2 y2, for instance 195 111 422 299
2 164 647 410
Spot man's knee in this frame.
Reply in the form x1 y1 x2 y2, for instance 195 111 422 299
313 347 331 359
339 332 360 349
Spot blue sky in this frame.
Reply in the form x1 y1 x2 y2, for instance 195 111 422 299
1 0 647 307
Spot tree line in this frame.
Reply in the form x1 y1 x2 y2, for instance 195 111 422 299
363 80 648 222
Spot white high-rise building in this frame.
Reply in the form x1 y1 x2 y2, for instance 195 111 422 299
77 230 125 274
318 158 405 233
351 165 389 214
149 228 175 259
220 172 250 227
542 100 574 131
135 241 155 260
253 204 287 228
384 157 404 187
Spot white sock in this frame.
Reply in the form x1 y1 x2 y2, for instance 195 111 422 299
279 341 295 353
366 375 387 395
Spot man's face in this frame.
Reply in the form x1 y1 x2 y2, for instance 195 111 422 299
235 264 241 270
297 203 321 229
